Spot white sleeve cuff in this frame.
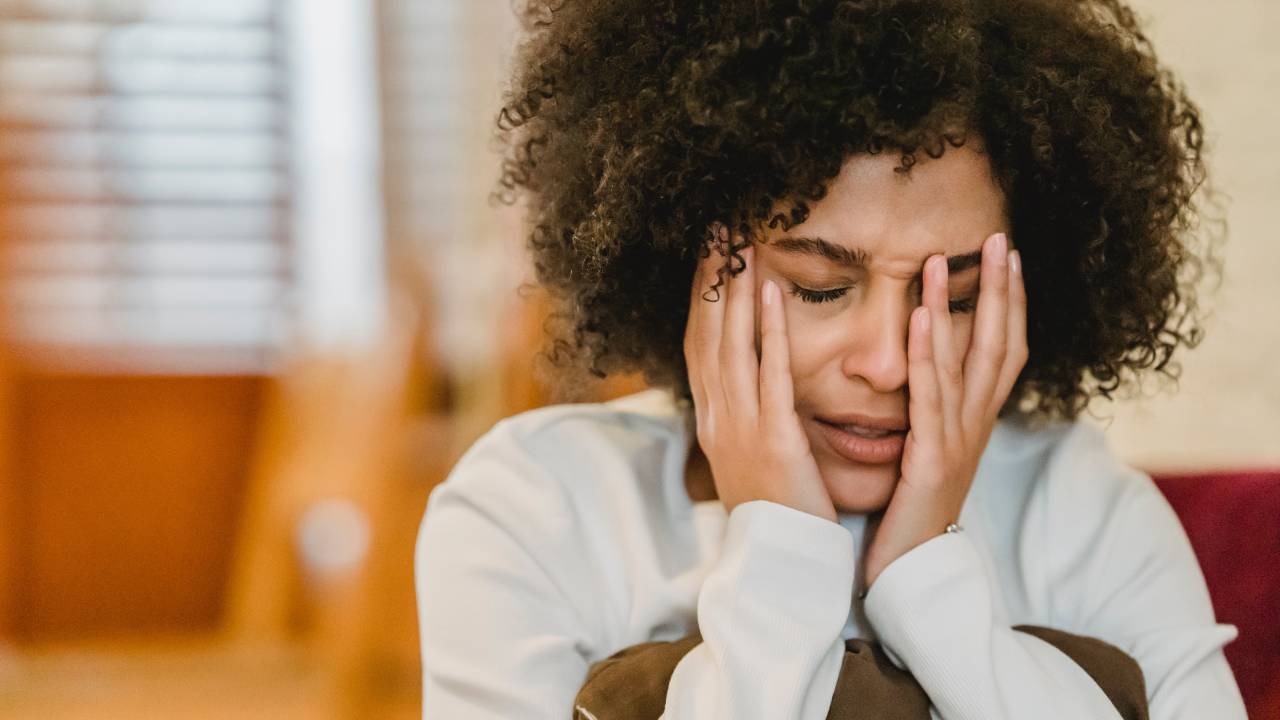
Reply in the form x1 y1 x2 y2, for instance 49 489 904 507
863 531 995 698
669 500 854 718
702 499 856 645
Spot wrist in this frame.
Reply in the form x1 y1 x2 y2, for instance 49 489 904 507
862 518 964 594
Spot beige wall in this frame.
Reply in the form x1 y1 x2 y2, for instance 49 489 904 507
452 2 1280 470
1097 0 1280 470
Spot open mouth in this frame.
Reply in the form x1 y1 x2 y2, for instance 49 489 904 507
814 417 908 465
827 422 900 439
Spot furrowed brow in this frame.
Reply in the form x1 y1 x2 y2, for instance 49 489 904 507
769 236 869 268
772 235 984 278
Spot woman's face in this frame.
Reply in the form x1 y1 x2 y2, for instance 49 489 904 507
751 144 1011 513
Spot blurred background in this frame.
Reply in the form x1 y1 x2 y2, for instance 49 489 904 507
0 1 1273 719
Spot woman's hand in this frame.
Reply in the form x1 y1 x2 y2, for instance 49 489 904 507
683 226 838 524
863 232 1027 588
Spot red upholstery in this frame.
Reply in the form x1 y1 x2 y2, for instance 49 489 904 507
1152 470 1280 720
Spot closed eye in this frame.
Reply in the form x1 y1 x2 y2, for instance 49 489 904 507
787 283 849 304
789 282 979 314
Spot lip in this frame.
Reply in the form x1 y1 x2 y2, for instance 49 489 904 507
813 417 907 465
815 412 908 432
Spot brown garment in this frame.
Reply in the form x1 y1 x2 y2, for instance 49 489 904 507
575 634 703 720
824 638 933 720
1013 625 1150 720
573 626 1148 720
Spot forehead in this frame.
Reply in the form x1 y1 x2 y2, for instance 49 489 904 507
766 144 1008 265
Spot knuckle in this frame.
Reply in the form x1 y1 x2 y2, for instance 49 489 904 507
684 338 704 365
970 338 995 358
717 344 732 369
693 334 715 357
907 378 937 403
694 417 716 447
943 364 964 386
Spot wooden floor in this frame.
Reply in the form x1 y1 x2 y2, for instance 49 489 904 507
0 636 419 720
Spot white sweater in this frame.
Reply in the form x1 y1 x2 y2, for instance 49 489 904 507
415 388 1246 719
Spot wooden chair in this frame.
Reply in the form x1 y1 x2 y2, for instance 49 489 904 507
0 286 452 720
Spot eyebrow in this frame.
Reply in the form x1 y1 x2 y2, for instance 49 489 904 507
770 236 984 277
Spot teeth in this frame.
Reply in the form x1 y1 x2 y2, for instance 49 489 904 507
839 424 891 439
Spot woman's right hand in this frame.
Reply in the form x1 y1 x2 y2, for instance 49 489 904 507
683 227 838 524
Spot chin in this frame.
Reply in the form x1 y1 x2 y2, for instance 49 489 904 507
818 457 900 514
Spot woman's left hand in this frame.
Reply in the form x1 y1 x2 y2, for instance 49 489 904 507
863 232 1027 589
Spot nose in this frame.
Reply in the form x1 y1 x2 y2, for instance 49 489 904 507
839 294 910 394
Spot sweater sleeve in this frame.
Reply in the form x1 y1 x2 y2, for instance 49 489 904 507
862 423 1247 720
415 426 610 720
661 500 856 719
864 531 1130 719
1043 466 1246 719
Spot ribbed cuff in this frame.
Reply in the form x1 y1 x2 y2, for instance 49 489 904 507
699 500 855 649
689 499 857 717
863 531 992 683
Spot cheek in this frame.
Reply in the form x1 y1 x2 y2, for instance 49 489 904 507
779 307 834 378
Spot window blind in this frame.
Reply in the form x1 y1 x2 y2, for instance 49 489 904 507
377 0 461 254
0 0 292 372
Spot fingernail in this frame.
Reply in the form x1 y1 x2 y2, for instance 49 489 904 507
763 279 778 306
1010 250 1022 275
992 233 1007 263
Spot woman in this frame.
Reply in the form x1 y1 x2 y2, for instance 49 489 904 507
416 0 1246 717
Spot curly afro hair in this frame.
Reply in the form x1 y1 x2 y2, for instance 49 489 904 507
493 0 1219 421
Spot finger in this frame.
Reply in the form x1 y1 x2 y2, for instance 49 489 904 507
994 248 1028 402
963 233 1009 423
700 232 730 404
923 254 961 426
720 242 759 416
684 229 723 416
684 244 708 417
758 279 795 423
906 306 942 444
